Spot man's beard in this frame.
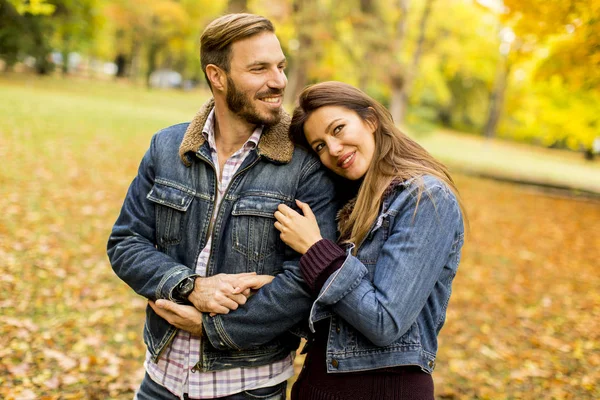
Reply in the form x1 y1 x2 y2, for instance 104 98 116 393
226 75 283 126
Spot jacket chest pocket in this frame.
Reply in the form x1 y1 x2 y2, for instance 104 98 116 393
147 182 194 246
231 195 282 261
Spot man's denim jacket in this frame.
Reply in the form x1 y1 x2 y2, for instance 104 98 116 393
107 99 338 372
308 176 464 374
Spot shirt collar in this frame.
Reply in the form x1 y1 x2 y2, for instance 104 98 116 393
201 109 262 152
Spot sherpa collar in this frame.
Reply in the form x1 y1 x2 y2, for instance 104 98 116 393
179 98 293 166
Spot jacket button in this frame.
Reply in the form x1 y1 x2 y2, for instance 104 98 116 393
335 326 341 333
331 359 339 368
428 360 435 369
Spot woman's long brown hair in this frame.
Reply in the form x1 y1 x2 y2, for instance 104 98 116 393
290 81 467 251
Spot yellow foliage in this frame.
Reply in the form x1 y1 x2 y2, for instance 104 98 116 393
501 77 600 150
10 0 55 15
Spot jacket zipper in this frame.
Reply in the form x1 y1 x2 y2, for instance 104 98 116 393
154 328 178 362
191 151 262 372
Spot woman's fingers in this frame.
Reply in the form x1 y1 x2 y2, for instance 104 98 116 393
276 203 302 218
274 210 286 223
295 199 315 220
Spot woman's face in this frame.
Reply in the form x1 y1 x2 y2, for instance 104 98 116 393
304 105 376 180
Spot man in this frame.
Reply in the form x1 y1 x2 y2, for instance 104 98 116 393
107 13 338 400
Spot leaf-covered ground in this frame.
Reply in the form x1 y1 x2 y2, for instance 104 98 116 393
1 76 599 399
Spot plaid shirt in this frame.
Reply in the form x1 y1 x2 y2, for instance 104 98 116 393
144 110 294 399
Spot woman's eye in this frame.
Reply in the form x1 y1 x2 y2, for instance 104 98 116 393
333 125 344 135
314 143 325 152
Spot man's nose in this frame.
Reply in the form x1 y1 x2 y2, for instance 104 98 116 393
268 68 287 90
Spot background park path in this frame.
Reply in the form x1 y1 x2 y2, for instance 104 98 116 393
413 129 600 197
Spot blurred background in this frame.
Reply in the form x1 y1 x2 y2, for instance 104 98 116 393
1 0 599 399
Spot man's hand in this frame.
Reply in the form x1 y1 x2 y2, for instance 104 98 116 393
149 300 203 337
188 272 258 315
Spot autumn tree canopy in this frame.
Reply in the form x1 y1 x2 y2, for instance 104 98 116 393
1 0 598 152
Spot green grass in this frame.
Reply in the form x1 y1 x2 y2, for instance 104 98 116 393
408 128 600 195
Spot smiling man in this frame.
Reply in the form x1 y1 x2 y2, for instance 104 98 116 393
107 13 338 400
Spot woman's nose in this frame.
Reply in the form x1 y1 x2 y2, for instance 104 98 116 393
328 139 343 156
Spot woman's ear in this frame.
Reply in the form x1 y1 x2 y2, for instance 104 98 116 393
366 107 379 133
206 64 226 92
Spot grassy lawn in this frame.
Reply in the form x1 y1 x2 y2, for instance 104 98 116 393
411 128 600 195
1 74 598 399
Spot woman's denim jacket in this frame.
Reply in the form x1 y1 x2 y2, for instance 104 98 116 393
308 175 464 374
107 100 338 372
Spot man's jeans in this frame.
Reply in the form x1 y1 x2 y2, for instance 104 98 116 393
135 372 287 400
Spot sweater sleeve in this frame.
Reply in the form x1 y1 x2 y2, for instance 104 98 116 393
300 239 346 295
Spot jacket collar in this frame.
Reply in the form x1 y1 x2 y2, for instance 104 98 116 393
179 98 293 166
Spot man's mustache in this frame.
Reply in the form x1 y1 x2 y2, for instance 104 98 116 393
256 89 284 99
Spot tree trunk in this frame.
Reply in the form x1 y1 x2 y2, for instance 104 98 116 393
146 41 160 88
391 0 435 124
357 0 379 91
115 54 127 78
389 0 409 124
27 15 53 75
61 33 70 75
286 0 314 103
129 27 142 82
484 55 511 138
410 0 434 75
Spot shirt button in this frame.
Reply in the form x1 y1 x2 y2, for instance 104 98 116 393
331 359 339 368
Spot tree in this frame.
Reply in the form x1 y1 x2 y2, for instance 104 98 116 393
483 26 514 138
286 0 318 101
531 0 600 91
49 0 98 74
0 0 55 72
481 0 599 145
389 0 436 125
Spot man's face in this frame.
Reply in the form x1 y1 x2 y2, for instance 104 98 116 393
225 31 287 126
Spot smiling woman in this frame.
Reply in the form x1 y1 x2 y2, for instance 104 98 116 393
303 105 377 181
275 81 467 400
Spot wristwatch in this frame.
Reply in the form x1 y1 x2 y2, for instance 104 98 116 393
174 276 195 302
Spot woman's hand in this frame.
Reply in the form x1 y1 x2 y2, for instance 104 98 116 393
274 199 323 254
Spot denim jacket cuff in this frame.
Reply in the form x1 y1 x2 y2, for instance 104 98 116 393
308 248 368 330
316 249 368 306
156 266 198 302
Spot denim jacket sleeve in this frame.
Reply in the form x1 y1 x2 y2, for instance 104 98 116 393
107 133 197 302
311 179 463 347
201 158 339 351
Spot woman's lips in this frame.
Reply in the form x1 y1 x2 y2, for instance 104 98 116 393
337 151 356 168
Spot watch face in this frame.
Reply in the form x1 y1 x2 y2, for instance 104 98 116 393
179 277 195 296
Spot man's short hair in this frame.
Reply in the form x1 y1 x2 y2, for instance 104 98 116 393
200 13 275 89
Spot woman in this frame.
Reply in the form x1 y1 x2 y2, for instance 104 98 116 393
273 82 466 400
